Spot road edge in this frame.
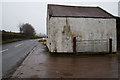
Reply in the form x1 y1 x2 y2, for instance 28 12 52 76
2 45 37 78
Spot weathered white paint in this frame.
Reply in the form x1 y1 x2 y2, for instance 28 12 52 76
76 39 109 52
47 17 116 53
119 1 120 17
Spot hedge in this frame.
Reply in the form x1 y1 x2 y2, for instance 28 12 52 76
2 33 35 41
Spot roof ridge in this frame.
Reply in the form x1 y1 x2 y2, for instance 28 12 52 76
48 4 115 18
48 4 98 8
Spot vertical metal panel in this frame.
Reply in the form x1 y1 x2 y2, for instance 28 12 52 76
109 38 112 53
73 37 76 53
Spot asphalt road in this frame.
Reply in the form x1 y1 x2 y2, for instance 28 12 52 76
2 39 40 77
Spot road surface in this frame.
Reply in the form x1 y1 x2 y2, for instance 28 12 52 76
2 39 40 77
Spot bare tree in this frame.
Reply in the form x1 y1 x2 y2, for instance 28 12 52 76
19 23 36 36
18 23 23 33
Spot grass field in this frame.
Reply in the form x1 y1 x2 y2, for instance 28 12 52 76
1 39 27 44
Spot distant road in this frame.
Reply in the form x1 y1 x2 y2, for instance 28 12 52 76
2 39 41 77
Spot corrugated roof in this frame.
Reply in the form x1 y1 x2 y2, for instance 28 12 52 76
48 4 115 18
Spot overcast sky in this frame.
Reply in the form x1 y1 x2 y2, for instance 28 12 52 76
1 1 119 34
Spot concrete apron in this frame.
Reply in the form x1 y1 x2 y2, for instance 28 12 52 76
12 43 118 78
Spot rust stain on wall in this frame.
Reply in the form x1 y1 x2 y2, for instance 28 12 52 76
61 18 73 52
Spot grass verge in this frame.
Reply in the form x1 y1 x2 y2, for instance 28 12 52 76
1 39 28 44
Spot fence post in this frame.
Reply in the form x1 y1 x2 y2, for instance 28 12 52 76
73 37 76 54
109 38 112 53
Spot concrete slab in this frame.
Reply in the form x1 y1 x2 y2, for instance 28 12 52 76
12 42 118 78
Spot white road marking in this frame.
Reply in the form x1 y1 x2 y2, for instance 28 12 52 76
15 43 23 47
0 49 8 53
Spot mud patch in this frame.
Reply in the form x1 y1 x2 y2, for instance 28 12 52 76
61 72 73 76
56 71 73 77
36 70 40 72
39 63 43 65
31 75 39 78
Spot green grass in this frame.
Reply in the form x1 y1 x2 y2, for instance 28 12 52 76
1 39 27 44
107 53 120 56
38 39 44 42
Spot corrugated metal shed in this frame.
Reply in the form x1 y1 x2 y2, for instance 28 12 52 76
48 4 114 18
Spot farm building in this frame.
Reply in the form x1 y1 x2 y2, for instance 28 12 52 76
46 4 117 53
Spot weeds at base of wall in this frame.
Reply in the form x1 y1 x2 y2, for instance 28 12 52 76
49 52 119 58
38 40 44 42
41 40 119 57
107 53 120 56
